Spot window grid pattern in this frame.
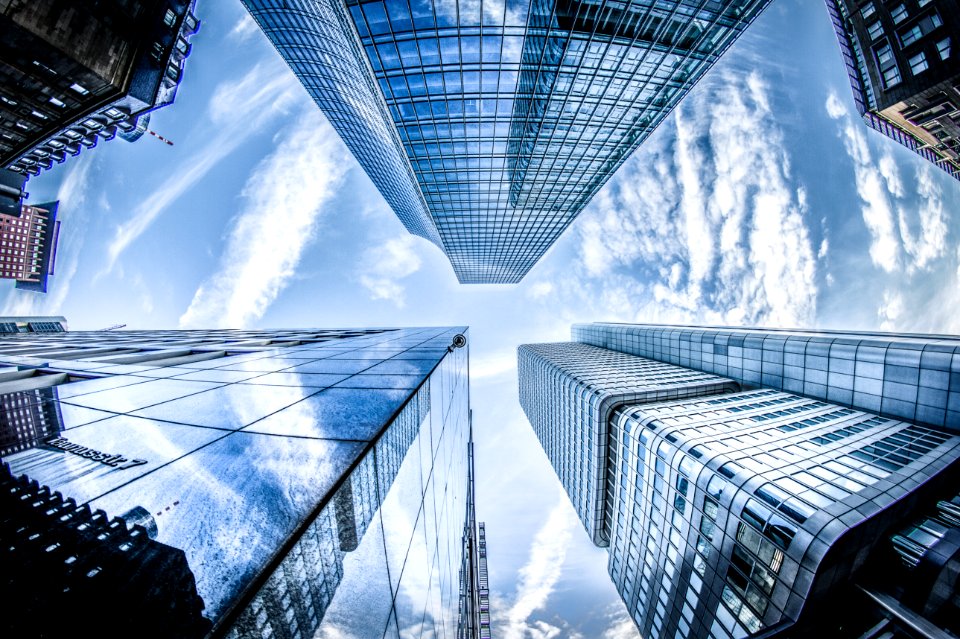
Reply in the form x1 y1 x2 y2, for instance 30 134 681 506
518 341 738 545
1 326 474 637
601 386 960 639
245 0 771 283
243 0 443 248
823 0 960 181
573 323 960 430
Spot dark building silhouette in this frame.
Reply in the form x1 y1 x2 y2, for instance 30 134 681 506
0 0 199 179
0 462 212 638
826 0 960 179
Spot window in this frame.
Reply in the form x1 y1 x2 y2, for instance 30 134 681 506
861 2 876 19
31 60 57 75
937 38 951 60
69 83 89 95
875 42 901 87
909 51 928 74
890 4 908 24
900 24 922 46
164 8 177 27
867 21 884 40
47 96 65 108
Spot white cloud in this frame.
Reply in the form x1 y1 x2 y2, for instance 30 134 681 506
898 164 947 272
825 90 901 272
228 12 259 43
499 494 574 639
358 235 423 307
179 109 350 328
472 350 516 379
101 61 302 277
878 152 904 198
825 91 848 119
825 91 952 277
526 281 554 300
566 68 817 328
2 157 94 316
878 289 904 330
601 604 640 639
818 237 829 259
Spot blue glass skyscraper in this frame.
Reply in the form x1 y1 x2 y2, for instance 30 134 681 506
0 325 487 637
242 0 771 283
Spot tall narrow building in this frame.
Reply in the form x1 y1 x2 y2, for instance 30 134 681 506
520 323 960 638
825 0 960 179
0 0 200 179
0 201 60 293
242 0 771 283
0 324 488 637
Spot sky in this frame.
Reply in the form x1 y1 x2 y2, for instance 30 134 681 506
4 0 960 637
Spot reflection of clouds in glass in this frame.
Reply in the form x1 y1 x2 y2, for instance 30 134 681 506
93 432 355 620
223 377 305 426
433 0 509 25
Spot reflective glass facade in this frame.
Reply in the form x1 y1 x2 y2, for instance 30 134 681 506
0 326 481 638
243 0 771 283
519 324 960 638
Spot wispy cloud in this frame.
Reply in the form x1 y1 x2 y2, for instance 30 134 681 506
499 493 575 639
472 350 517 379
899 164 947 272
2 157 94 316
228 12 259 43
878 289 904 330
825 90 950 280
179 109 350 328
358 235 423 307
569 67 817 328
601 604 639 639
825 93 900 271
100 60 302 277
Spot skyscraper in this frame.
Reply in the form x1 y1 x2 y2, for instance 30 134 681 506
0 0 200 179
519 323 960 638
242 0 771 284
825 0 960 180
0 201 59 293
0 324 488 637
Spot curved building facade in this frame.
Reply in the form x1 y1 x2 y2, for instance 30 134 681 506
520 323 960 638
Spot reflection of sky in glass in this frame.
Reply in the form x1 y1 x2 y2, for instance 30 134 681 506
314 337 471 637
92 431 363 620
247 0 770 283
0 327 471 633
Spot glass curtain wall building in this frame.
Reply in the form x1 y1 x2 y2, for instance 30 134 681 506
0 325 487 638
242 0 771 283
519 323 960 639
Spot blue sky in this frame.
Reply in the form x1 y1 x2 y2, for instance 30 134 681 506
5 0 959 637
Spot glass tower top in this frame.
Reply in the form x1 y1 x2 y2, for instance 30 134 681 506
244 0 771 283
